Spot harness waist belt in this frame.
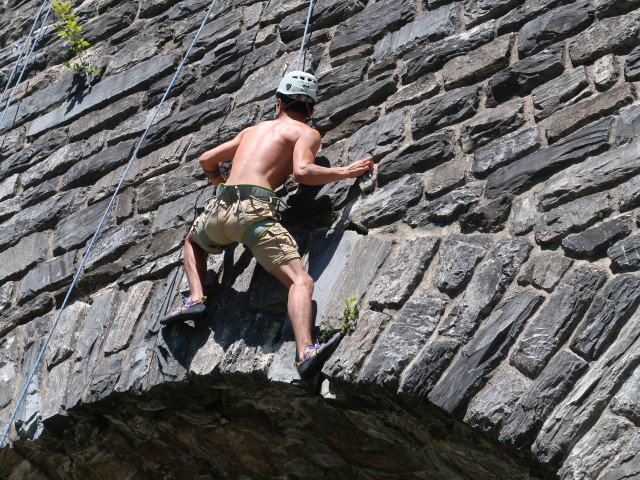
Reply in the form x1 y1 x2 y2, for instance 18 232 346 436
215 184 278 202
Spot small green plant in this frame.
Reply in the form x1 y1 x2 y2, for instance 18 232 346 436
319 295 359 342
51 1 98 79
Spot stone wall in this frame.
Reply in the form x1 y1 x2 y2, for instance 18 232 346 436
1 0 640 478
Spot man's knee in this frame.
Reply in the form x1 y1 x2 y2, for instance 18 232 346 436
297 272 314 293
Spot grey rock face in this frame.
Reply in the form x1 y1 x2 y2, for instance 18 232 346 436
348 109 405 163
610 365 640 422
62 142 134 191
459 195 513 233
84 218 148 270
569 13 640 65
370 237 440 309
464 369 528 434
0 232 49 282
538 135 640 210
500 350 588 448
406 185 483 226
517 2 594 57
439 238 533 341
280 2 366 41
21 139 84 188
532 67 591 121
429 290 544 417
17 251 76 303
53 199 113 255
0 333 18 409
412 86 480 139
617 105 640 145
510 266 607 377
316 59 368 98
608 234 640 271
399 337 460 399
537 190 612 246
472 127 539 176
45 302 88 371
463 0 520 27
620 174 640 210
625 45 640 81
509 192 538 236
518 253 573 292
358 293 447 388
349 175 423 231
461 100 524 152
330 0 414 56
599 435 640 480
401 21 495 83
593 54 620 89
572 274 640 360
487 46 564 104
561 214 632 257
434 234 491 295
377 130 455 185
485 117 611 198
424 155 467 196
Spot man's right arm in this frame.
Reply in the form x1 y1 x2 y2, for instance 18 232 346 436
292 129 374 185
198 131 244 185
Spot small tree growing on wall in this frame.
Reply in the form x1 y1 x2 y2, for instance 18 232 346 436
51 0 98 80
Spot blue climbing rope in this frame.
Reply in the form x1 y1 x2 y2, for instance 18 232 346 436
295 0 315 71
0 0 221 448
0 0 55 130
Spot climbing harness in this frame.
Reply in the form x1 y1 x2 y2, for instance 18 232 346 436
0 0 222 449
0 0 55 130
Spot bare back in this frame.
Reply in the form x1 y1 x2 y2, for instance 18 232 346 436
225 117 318 190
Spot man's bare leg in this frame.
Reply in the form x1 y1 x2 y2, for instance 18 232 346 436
184 234 207 303
269 258 314 361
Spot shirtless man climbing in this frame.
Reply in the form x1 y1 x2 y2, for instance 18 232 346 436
159 71 374 379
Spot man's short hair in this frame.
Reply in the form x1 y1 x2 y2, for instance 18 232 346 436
277 92 314 116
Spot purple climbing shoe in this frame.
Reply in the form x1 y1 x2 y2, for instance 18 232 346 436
295 332 342 380
159 296 207 326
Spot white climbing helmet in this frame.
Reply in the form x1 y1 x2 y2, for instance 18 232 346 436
277 70 318 103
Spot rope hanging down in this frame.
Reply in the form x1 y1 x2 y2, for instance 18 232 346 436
295 0 315 71
0 0 221 448
0 0 55 130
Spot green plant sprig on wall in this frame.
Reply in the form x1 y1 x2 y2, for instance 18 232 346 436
51 0 98 79
319 295 359 343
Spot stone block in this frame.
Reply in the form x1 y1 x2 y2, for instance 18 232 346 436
624 45 640 81
424 155 467 196
610 365 640 422
0 333 19 409
137 161 208 213
460 195 513 233
150 188 209 234
347 108 405 163
561 214 632 258
103 281 154 355
412 86 480 139
434 234 491 295
21 141 83 189
398 337 460 399
485 117 611 198
45 301 89 370
387 75 440 112
358 294 447 388
372 4 459 62
108 97 177 147
82 1 136 44
200 29 258 77
53 198 113 255
472 127 539 176
280 1 366 41
0 293 55 338
308 232 392 327
569 13 640 65
0 196 20 221
439 238 533 341
557 415 634 480
511 266 607 377
500 350 588 448
620 174 640 210
370 237 440 310
329 0 413 56
509 192 537 236
316 59 368 98
27 55 176 137
84 218 148 270
599 435 640 480
463 0 521 27
498 0 576 34
0 173 18 202
532 67 591 121
260 0 307 25
21 180 57 209
14 338 44 440
0 189 84 250
538 137 639 210
442 34 512 89
67 93 142 141
378 130 455 186
85 353 122 404
461 100 524 152
594 54 620 89
487 46 564 104
616 105 640 145
0 232 49 282
322 310 391 383
17 251 76 303
401 21 495 83
314 72 397 132
518 2 594 57
464 369 528 434
429 290 544 417
532 313 640 466
518 253 573 292
543 83 633 142
349 175 423 232
181 8 243 59
406 185 482 226
572 273 640 360
608 234 640 271
0 281 13 318
594 0 640 17
61 141 135 191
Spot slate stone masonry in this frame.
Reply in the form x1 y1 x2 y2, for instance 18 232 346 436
1 0 640 479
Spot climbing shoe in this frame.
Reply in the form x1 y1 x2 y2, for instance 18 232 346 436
295 332 342 380
159 296 207 326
